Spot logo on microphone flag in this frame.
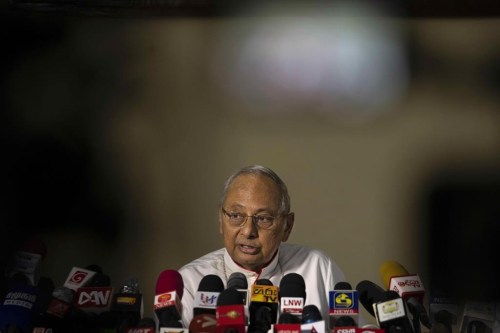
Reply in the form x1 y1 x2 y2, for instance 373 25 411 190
329 291 359 315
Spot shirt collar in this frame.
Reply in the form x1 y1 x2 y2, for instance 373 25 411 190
223 246 281 283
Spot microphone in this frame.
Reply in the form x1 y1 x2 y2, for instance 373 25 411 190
46 286 75 318
110 276 143 332
380 261 431 333
356 280 413 333
193 275 224 317
32 285 75 332
356 280 414 333
189 275 223 333
0 277 43 333
63 266 98 291
85 264 112 288
374 291 414 333
356 280 385 318
249 278 279 330
301 304 326 333
215 287 246 333
72 266 113 332
154 269 185 330
329 281 359 331
274 312 301 333
278 273 306 318
6 237 47 287
226 272 248 307
74 273 113 314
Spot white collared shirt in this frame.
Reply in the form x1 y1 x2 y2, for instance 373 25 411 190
178 243 347 328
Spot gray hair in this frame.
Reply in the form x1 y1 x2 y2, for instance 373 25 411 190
219 165 291 215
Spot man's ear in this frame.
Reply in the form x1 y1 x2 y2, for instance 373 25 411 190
282 212 295 242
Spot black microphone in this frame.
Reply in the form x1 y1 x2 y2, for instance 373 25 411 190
74 264 113 314
329 281 358 330
189 275 224 333
301 304 326 333
248 279 278 333
85 264 112 287
274 312 301 333
109 276 143 332
376 290 414 333
357 280 413 333
72 265 113 333
356 280 385 318
227 272 248 307
278 273 306 319
279 313 301 324
193 275 224 317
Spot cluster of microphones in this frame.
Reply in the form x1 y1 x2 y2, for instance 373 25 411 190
0 238 152 333
1 238 499 333
153 268 405 333
153 262 500 333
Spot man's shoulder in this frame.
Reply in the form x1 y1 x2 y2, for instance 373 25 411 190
179 248 225 274
279 243 332 263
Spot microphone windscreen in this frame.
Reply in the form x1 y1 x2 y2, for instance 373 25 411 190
336 316 357 327
86 264 104 274
255 279 273 286
379 260 409 289
198 275 224 292
278 313 301 324
279 273 306 299
85 265 111 287
249 306 273 332
120 276 140 293
356 280 385 317
334 282 353 290
381 290 401 302
217 288 244 306
227 272 247 290
155 269 184 297
301 304 322 323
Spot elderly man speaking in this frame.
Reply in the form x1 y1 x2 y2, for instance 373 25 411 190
178 165 347 328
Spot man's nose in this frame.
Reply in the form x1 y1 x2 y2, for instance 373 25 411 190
239 216 258 237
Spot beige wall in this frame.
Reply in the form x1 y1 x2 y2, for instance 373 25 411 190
8 13 500 319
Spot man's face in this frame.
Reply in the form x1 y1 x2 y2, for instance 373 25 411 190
219 173 294 271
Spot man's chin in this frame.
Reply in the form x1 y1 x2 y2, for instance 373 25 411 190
234 253 264 271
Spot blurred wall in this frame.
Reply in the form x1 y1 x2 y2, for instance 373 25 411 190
2 6 500 319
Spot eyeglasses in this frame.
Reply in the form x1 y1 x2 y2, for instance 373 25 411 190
221 207 281 230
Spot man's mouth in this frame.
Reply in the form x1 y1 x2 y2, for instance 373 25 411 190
238 244 259 255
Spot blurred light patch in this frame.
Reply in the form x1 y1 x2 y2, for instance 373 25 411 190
211 2 409 119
